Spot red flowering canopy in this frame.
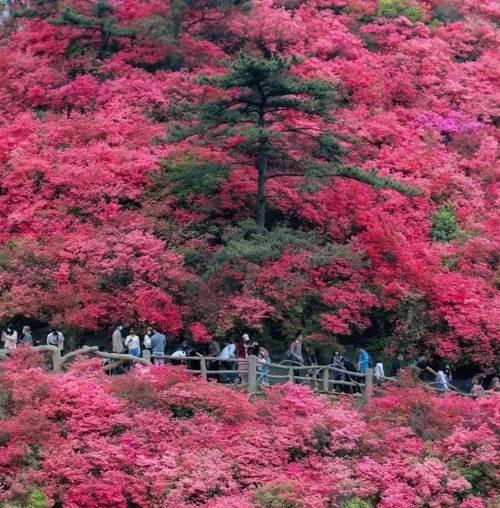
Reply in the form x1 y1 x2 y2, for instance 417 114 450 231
0 0 498 365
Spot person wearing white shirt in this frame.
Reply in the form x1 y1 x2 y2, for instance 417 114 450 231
143 327 153 351
47 328 65 351
435 367 449 394
219 339 237 383
170 346 187 366
125 328 141 357
374 361 385 384
2 324 18 350
171 349 187 359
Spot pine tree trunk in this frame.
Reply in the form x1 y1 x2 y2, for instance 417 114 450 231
98 31 110 59
256 139 268 232
170 0 185 45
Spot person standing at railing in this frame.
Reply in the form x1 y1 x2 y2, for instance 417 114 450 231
287 335 304 384
287 335 303 364
332 351 344 369
415 353 437 382
256 344 271 385
207 339 220 381
343 359 359 394
470 376 485 397
171 342 188 365
356 346 370 374
238 334 251 384
435 365 449 394
112 324 125 354
47 328 65 352
143 327 153 354
373 360 385 384
1 324 18 350
219 338 237 383
21 326 33 346
444 365 453 384
125 327 141 357
150 328 167 365
331 351 346 389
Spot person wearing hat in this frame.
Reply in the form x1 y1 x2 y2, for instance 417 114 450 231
250 341 271 385
238 334 251 384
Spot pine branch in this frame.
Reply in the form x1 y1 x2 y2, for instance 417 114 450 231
332 166 422 196
267 164 422 197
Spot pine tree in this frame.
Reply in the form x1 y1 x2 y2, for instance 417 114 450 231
51 0 135 59
171 53 420 231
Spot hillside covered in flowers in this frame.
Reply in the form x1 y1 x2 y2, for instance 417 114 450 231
0 350 498 508
0 0 498 365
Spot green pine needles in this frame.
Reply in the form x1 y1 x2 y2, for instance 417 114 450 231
51 0 135 58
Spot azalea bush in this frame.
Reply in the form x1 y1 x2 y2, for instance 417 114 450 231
0 351 498 508
0 0 498 366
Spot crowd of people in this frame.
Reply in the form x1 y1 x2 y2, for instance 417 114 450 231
284 337 499 396
111 325 273 383
1 323 498 396
1 324 65 350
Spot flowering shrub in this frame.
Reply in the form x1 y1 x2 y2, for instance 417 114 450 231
0 0 498 365
0 351 498 508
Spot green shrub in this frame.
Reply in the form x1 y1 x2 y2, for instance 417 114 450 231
25 490 47 508
460 463 498 496
377 0 424 22
255 482 304 508
344 498 373 508
431 205 459 242
1 489 48 508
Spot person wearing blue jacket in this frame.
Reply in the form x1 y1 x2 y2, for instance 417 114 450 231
357 346 370 374
151 328 167 365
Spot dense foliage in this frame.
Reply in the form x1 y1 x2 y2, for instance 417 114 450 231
0 350 498 508
0 0 498 365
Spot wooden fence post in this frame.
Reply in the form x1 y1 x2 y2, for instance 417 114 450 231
288 366 294 383
322 367 329 392
200 357 207 380
364 368 374 403
142 349 151 363
52 348 62 372
248 355 257 394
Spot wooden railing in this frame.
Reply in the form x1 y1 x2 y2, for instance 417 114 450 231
147 351 377 401
0 345 376 400
12 346 473 402
0 345 150 372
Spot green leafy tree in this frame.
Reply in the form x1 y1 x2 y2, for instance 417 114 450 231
172 53 420 231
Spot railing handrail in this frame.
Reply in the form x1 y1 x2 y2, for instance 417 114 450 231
4 348 477 401
146 355 366 379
